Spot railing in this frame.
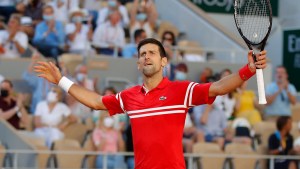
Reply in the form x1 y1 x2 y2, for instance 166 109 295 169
1 149 300 169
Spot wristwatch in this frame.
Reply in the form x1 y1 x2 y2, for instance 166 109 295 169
14 106 20 113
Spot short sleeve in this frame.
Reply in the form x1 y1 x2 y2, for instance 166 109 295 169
288 84 297 96
15 32 28 49
266 83 275 96
190 83 216 107
61 103 71 117
102 93 125 116
34 102 43 116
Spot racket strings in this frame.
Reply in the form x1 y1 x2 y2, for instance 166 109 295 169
235 0 270 44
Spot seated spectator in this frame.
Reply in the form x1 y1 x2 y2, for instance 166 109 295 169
33 5 65 61
199 67 214 83
34 87 76 148
65 8 93 55
268 116 295 169
234 81 262 126
174 62 188 81
0 14 29 58
265 66 297 121
0 79 29 129
20 16 35 42
22 54 53 114
161 31 177 47
129 0 157 42
122 29 146 58
47 0 79 24
193 103 228 149
23 0 44 27
66 64 97 122
97 0 129 28
92 10 125 56
93 112 127 169
183 113 204 153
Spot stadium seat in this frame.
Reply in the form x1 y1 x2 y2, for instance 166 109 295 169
59 53 84 76
63 123 89 145
0 144 6 168
53 139 85 169
290 122 300 140
253 121 276 147
291 103 300 122
256 144 268 169
84 117 95 131
193 142 225 169
83 135 96 168
177 40 204 56
225 143 258 169
18 132 50 169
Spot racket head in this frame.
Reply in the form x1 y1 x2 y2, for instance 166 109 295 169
234 0 272 50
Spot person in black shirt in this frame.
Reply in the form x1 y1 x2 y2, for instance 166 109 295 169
268 116 296 169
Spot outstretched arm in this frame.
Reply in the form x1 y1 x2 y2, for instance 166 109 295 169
34 61 107 110
209 50 267 97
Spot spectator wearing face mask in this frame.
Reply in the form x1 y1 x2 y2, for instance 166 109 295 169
65 8 94 55
174 63 188 81
47 0 79 24
34 87 76 148
0 14 29 58
33 5 65 61
0 79 29 129
93 112 127 169
97 0 129 28
129 0 157 42
92 10 125 56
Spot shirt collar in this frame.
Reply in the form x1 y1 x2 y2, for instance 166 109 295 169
140 77 170 94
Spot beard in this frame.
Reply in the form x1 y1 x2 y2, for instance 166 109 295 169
142 65 159 77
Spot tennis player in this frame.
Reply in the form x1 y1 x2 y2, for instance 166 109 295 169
34 38 267 169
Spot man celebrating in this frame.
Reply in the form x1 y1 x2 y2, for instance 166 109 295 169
34 38 267 169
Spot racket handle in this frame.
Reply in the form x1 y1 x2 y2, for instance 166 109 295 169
256 69 267 104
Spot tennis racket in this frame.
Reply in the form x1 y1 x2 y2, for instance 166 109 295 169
234 0 272 104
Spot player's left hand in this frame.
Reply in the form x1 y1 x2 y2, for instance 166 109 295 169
247 50 267 72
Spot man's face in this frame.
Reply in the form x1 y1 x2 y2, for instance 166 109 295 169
8 18 19 30
43 7 54 16
276 67 288 83
285 119 292 132
0 82 12 97
109 12 120 26
137 44 167 77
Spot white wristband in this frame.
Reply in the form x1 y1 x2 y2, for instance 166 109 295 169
58 76 74 93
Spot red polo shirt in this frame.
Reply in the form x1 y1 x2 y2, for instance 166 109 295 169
102 78 215 169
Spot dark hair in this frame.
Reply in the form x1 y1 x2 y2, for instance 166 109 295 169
103 86 117 95
1 79 13 88
162 31 176 46
276 116 291 131
221 68 232 75
137 38 167 58
134 29 145 41
176 62 188 73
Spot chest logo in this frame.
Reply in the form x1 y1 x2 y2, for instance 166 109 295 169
159 96 167 101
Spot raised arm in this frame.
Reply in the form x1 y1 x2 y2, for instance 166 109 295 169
34 61 107 110
209 50 267 97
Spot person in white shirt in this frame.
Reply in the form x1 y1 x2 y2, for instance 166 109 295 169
65 8 94 55
129 0 157 42
0 14 28 58
92 10 125 56
47 0 79 24
34 87 76 148
97 0 129 28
